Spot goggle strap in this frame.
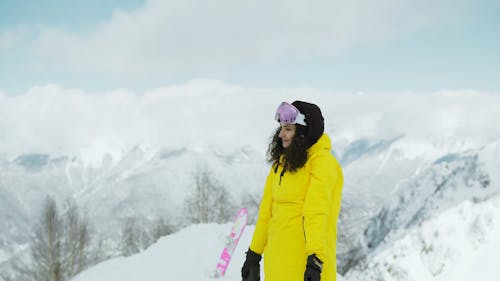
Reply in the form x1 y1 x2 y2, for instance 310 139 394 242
295 112 306 126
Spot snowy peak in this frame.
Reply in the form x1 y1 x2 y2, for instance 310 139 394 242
345 194 500 281
337 135 404 166
340 140 500 274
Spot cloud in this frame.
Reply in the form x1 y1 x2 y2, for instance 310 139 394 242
0 81 498 160
32 0 470 78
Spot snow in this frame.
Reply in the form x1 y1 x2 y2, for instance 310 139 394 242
71 224 254 281
345 194 500 281
479 138 500 187
71 193 500 281
71 222 346 281
71 195 500 281
79 139 127 169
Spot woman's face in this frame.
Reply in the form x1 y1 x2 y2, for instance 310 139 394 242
279 123 296 148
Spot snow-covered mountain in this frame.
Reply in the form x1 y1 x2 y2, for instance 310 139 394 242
0 143 268 265
338 139 500 274
2 135 499 276
344 193 500 281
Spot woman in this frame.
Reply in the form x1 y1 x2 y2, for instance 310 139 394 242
241 101 343 281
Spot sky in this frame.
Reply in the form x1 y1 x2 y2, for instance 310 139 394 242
1 0 499 95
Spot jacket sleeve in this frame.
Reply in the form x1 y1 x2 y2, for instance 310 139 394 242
249 168 274 254
303 154 337 261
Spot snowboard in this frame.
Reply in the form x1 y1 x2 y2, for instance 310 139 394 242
214 207 248 278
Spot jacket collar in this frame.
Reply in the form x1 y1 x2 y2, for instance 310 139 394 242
308 134 331 154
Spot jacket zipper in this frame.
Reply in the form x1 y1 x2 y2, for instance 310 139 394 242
303 216 307 243
279 168 285 185
279 163 286 185
275 163 286 186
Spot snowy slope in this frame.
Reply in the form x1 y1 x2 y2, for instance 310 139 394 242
72 191 500 281
71 224 245 281
345 193 500 281
339 139 500 274
71 224 345 281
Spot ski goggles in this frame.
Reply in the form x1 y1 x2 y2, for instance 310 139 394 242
274 102 306 126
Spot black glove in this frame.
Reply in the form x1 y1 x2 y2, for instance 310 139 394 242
241 249 261 281
304 254 322 281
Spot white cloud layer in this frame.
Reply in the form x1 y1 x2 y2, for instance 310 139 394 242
30 0 468 78
0 80 498 160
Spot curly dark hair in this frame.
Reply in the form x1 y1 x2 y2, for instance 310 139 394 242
267 125 309 173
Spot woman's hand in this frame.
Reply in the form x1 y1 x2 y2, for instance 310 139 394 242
241 249 261 281
304 254 322 281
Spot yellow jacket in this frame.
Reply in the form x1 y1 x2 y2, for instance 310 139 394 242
250 134 343 281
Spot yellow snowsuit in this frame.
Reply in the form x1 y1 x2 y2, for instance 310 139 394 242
250 134 343 281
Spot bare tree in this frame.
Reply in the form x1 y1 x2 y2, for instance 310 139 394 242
183 166 235 224
62 201 90 278
118 213 177 257
7 196 96 281
241 190 261 225
30 196 63 281
119 216 157 256
152 216 175 242
120 217 141 257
